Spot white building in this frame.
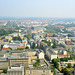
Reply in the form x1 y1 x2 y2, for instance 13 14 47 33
37 50 44 59
46 49 57 60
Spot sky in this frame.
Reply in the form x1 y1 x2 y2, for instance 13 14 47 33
0 0 75 17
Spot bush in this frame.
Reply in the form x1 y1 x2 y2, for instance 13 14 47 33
9 47 12 50
52 42 57 48
25 35 32 39
13 36 22 41
60 58 68 61
52 59 59 69
16 48 24 50
33 59 40 67
25 46 29 49
3 69 7 73
42 40 51 46
67 63 71 68
61 68 69 75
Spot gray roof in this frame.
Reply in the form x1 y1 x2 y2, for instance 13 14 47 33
48 49 57 55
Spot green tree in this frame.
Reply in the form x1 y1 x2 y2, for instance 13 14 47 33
16 48 24 50
9 47 12 50
52 42 57 48
13 36 22 41
52 59 59 69
3 69 7 73
37 59 40 63
33 59 40 67
31 42 36 49
25 46 29 49
60 58 68 61
25 35 32 39
51 66 55 75
61 68 69 75
67 63 71 68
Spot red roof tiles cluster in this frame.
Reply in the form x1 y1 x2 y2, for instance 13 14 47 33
17 46 25 49
2 47 9 50
57 37 63 39
58 54 70 58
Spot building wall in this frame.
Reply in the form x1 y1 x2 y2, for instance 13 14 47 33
27 52 36 57
0 61 9 69
46 50 57 60
7 71 22 75
9 59 28 67
28 56 37 64
46 50 51 60
51 55 57 60
38 53 44 59
12 53 23 57
25 69 52 75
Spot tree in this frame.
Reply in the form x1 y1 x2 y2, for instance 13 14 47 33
25 46 29 49
33 59 40 67
60 58 68 61
61 68 69 75
31 42 36 49
25 35 32 39
9 41 11 43
13 36 22 41
0 29 15 36
51 66 55 75
42 40 51 46
9 47 12 50
67 63 71 68
16 48 24 50
52 59 59 69
3 69 7 73
1 36 5 39
37 59 40 63
52 42 57 48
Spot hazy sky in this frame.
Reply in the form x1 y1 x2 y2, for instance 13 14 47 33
0 0 75 17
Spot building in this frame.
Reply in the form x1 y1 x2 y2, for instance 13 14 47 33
65 39 71 45
7 64 24 75
25 66 53 75
59 60 75 68
46 49 57 60
37 50 44 59
0 66 53 75
2 42 25 50
5 36 13 41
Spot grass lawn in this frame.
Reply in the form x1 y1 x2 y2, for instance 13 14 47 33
66 68 74 71
59 68 74 71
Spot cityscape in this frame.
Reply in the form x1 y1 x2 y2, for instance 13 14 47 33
0 0 75 75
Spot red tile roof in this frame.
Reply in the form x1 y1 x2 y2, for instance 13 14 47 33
2 47 9 50
23 41 26 43
57 37 63 39
17 46 25 49
58 54 70 57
